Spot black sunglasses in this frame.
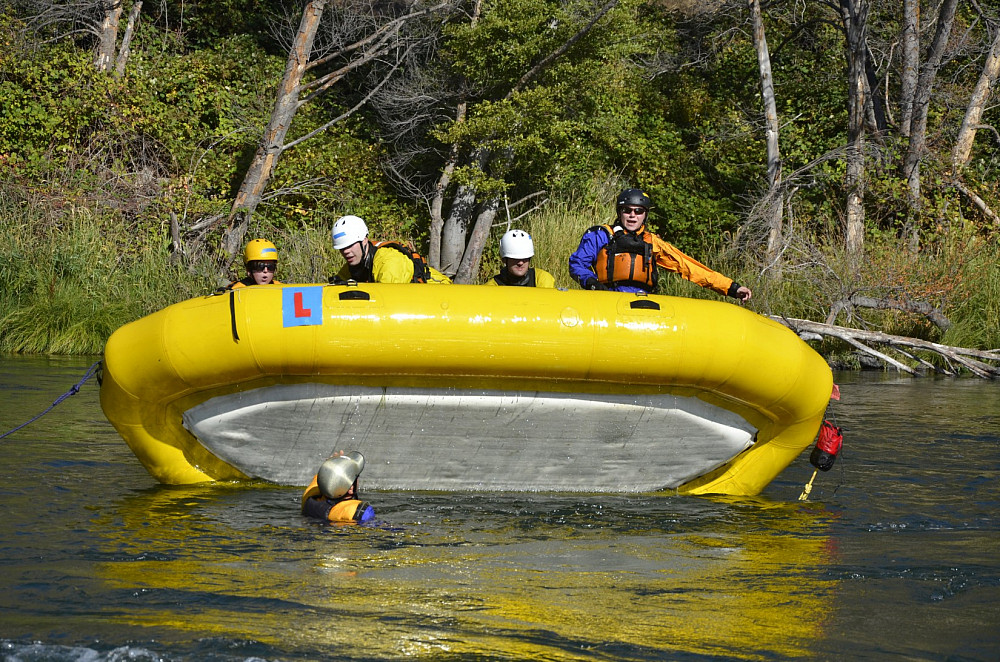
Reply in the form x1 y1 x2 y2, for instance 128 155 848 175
621 206 647 215
249 261 276 272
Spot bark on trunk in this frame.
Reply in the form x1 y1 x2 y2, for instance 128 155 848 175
439 180 479 274
453 197 500 283
826 294 951 331
902 0 959 250
952 28 1000 171
222 0 327 264
749 0 783 269
899 0 919 137
840 0 868 261
428 106 465 268
428 0 483 269
113 1 142 78
94 1 122 72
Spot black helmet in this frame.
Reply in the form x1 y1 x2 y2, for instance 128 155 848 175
616 188 652 211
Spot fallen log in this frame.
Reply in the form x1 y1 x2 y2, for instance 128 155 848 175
770 316 1000 379
826 294 951 332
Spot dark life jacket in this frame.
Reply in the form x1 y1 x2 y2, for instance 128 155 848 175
593 224 658 291
493 267 537 287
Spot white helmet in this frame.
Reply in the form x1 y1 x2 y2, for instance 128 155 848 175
500 229 534 259
332 215 369 249
317 451 366 499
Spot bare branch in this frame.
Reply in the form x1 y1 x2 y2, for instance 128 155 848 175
284 41 419 152
771 316 1000 378
951 179 1000 226
299 29 398 102
826 294 952 331
307 1 451 72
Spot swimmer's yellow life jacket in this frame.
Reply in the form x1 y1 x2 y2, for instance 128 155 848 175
301 476 375 524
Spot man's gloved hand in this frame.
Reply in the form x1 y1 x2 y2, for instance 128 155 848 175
583 278 606 291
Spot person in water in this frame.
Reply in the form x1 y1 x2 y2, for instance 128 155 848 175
329 215 451 284
229 239 281 288
568 188 752 302
301 451 376 524
485 229 556 288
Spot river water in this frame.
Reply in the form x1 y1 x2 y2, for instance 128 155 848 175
0 355 997 661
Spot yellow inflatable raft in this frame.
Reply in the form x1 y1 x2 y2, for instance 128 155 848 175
99 283 833 496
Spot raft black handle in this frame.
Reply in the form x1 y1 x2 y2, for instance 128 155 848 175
630 300 660 310
339 290 371 301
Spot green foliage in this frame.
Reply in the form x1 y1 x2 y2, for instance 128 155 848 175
0 188 346 353
3 0 1000 362
434 0 747 253
0 194 190 354
941 241 1000 351
157 0 288 50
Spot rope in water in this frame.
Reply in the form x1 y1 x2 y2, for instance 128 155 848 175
0 360 102 441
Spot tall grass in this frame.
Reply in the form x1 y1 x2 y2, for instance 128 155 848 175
0 201 196 354
942 242 1000 350
2 182 998 356
0 188 346 354
497 181 758 300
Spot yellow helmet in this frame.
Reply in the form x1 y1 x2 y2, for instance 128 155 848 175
243 239 278 264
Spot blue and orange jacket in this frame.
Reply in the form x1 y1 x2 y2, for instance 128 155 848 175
568 224 737 296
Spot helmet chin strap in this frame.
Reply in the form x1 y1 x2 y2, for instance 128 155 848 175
362 240 374 268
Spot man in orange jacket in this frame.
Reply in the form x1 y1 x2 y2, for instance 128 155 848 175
568 189 751 301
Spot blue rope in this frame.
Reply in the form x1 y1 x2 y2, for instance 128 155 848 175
0 360 102 441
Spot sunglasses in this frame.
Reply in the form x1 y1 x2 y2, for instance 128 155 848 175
621 207 647 215
249 261 276 272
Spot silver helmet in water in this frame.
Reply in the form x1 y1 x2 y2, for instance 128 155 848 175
317 451 366 499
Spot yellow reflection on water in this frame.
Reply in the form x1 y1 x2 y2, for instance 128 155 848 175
95 487 836 659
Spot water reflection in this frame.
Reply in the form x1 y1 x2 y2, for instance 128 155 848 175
2 358 998 660
90 486 839 660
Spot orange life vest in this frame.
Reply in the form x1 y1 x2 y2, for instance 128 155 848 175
301 477 374 524
374 241 431 283
593 224 658 291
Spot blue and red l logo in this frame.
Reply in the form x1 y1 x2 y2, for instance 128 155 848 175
282 286 323 327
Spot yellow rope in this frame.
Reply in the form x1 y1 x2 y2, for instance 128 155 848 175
798 470 818 501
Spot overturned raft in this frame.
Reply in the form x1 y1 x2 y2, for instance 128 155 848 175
99 283 833 496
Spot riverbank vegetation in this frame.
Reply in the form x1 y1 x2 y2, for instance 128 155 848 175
1 0 999 371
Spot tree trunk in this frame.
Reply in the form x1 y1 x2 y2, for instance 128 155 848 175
434 0 617 278
94 0 122 72
840 0 868 261
113 1 141 78
749 0 783 269
221 0 327 264
428 0 482 269
453 196 500 283
899 0 919 137
771 316 1000 379
902 0 959 250
428 107 465 268
864 45 888 136
952 28 1000 171
439 179 479 274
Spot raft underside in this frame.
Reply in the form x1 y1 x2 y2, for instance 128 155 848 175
183 384 757 492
